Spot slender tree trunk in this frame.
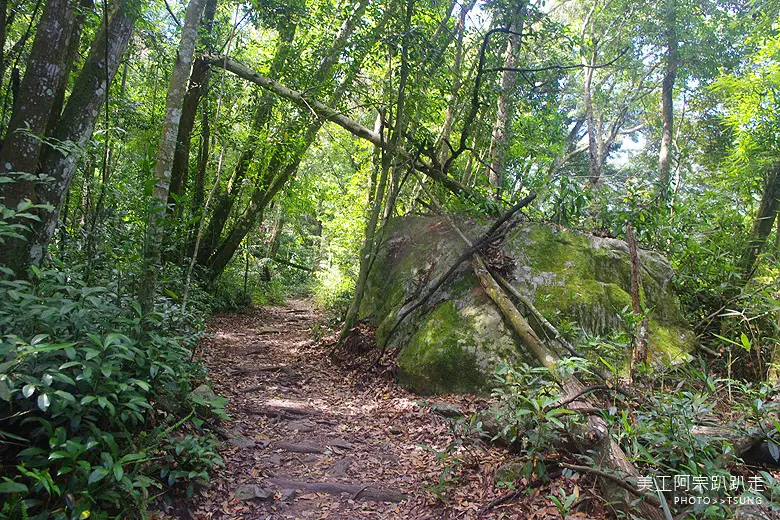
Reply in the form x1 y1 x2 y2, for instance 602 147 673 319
626 222 648 379
29 1 138 267
196 22 297 264
338 0 414 343
267 214 284 259
741 165 780 279
338 116 389 344
198 3 371 276
139 0 207 312
485 4 525 200
167 0 218 210
584 49 602 187
187 100 210 257
0 0 8 86
0 0 79 272
437 3 468 165
658 3 678 192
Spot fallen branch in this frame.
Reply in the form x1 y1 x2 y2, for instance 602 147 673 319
491 270 632 399
545 385 613 411
267 477 405 502
274 441 325 454
559 463 661 507
691 414 779 463
273 257 314 272
421 189 663 520
477 470 563 517
382 192 536 345
207 55 473 198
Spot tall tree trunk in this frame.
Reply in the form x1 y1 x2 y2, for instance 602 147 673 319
167 0 218 211
658 9 677 193
187 100 210 258
339 21 409 344
740 165 780 279
205 132 316 277
267 213 284 260
0 0 80 272
196 22 297 264
584 49 602 187
338 144 388 343
0 0 8 86
436 2 467 165
45 0 93 138
485 4 525 200
28 1 138 267
138 0 206 312
198 3 370 274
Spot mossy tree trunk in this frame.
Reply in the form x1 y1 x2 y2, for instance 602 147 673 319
740 164 780 280
166 0 219 215
0 0 81 273
33 0 139 267
139 0 207 313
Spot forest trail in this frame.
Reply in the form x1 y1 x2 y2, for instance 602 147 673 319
180 299 580 519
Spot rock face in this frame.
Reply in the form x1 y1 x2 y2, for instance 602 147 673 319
359 216 694 395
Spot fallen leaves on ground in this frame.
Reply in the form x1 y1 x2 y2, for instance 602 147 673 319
171 299 610 520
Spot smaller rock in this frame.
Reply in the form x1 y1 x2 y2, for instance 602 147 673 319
327 438 354 449
494 461 525 484
267 454 282 465
228 435 256 449
287 420 315 433
279 488 297 501
189 384 218 402
228 429 256 448
430 402 464 418
474 408 501 439
235 484 272 501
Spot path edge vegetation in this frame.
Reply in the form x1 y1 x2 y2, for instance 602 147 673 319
0 0 778 518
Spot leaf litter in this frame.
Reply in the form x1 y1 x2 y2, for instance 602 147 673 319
172 299 608 519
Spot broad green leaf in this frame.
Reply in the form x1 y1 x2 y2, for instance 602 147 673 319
88 467 109 485
38 393 50 411
0 481 28 494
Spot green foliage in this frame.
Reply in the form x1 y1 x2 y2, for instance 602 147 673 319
490 361 583 479
0 266 224 519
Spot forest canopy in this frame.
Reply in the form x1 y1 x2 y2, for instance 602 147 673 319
0 0 779 518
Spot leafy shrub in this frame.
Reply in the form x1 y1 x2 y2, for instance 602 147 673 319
490 360 583 478
0 266 224 519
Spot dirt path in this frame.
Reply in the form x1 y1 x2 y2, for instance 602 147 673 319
183 300 579 519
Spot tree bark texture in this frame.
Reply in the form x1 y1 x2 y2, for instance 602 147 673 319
139 0 207 312
486 3 525 200
658 2 678 191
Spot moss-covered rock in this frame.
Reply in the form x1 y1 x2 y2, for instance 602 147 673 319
360 216 694 394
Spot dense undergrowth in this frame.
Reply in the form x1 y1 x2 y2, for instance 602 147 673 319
0 262 231 520
0 199 233 520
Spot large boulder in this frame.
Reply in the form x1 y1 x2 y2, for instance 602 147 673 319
359 216 694 395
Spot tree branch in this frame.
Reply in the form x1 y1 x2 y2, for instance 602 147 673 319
207 55 474 199
486 47 629 74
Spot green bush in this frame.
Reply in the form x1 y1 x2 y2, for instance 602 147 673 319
0 266 225 519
